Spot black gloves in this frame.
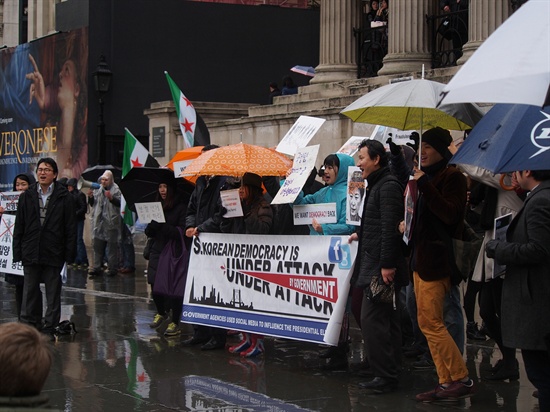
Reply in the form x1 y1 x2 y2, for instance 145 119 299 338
485 239 499 259
386 137 401 156
145 220 162 237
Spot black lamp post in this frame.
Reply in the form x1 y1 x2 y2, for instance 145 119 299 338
92 55 112 165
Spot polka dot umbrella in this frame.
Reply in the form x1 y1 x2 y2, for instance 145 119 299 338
181 142 292 177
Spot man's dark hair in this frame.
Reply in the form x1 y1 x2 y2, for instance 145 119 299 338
530 169 550 181
358 139 388 167
202 144 219 153
323 154 340 169
36 157 58 179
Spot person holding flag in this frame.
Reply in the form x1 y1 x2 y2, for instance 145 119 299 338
119 129 159 273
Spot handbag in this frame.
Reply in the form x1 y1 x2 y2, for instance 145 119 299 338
436 221 483 285
143 237 154 260
152 228 189 298
367 275 395 304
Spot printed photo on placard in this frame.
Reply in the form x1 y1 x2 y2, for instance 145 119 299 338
346 166 366 226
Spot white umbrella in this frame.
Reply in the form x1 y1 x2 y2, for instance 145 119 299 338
439 0 550 107
341 78 483 131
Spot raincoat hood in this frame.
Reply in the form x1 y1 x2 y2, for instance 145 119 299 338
332 153 356 186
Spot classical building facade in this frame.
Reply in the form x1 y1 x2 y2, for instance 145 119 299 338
1 0 515 168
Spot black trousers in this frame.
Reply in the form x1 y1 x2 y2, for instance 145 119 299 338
522 349 550 412
21 264 62 332
361 289 402 381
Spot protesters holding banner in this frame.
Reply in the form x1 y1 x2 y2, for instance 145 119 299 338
146 179 190 337
221 172 273 357
350 139 407 393
1 173 41 320
294 153 356 366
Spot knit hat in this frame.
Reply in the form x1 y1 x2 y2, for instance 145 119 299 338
242 172 262 189
422 127 453 160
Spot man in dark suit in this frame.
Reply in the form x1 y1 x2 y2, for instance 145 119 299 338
486 169 550 412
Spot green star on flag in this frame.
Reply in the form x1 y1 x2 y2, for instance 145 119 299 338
165 71 196 148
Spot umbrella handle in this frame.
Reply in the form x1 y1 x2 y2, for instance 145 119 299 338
499 174 515 191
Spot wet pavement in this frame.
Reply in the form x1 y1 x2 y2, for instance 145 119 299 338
0 253 541 412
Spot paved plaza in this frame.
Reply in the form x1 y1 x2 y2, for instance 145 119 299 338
0 254 541 412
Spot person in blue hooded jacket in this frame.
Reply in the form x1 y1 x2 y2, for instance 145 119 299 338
293 153 356 236
293 152 356 367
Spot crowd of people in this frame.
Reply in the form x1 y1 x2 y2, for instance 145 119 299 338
1 128 549 408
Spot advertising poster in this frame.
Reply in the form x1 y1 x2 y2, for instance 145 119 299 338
0 27 89 189
182 233 358 345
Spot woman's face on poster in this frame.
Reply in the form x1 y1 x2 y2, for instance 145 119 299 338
58 60 79 110
349 188 362 220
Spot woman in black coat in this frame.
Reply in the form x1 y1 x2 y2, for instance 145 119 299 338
145 180 190 337
221 172 273 357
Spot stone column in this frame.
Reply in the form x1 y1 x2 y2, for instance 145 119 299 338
378 0 435 76
310 0 360 84
458 0 510 64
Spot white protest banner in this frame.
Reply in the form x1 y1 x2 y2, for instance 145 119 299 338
0 214 23 275
271 145 319 205
276 116 326 156
337 136 367 157
0 191 21 213
346 167 366 226
173 160 194 178
135 202 166 224
220 189 243 218
293 203 337 225
182 233 358 345
492 213 513 279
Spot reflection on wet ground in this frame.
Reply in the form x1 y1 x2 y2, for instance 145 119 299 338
0 256 541 412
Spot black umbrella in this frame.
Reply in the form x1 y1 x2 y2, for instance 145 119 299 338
81 165 122 183
119 167 194 211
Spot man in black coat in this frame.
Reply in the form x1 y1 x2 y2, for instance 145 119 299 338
183 144 227 350
67 178 89 268
486 169 550 411
13 158 76 339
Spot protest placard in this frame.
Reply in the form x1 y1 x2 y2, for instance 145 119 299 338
135 202 166 224
293 203 337 225
182 233 358 345
173 160 194 178
0 214 23 275
337 136 367 157
346 166 365 226
220 189 243 218
271 145 319 205
492 213 513 279
276 116 325 156
0 191 21 213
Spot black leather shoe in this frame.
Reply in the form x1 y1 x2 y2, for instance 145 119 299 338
201 337 225 351
358 377 398 393
182 336 209 346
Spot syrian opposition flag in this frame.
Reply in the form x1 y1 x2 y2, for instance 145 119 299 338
122 128 159 225
165 71 196 148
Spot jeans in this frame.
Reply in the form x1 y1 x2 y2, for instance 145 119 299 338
75 220 88 265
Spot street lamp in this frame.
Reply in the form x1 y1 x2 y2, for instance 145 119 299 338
93 55 112 165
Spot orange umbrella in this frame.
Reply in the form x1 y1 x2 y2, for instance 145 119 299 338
165 146 204 170
182 143 292 177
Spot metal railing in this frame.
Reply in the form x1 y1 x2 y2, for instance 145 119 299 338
426 9 468 69
353 24 388 78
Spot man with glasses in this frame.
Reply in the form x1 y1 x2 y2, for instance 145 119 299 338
13 158 76 341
